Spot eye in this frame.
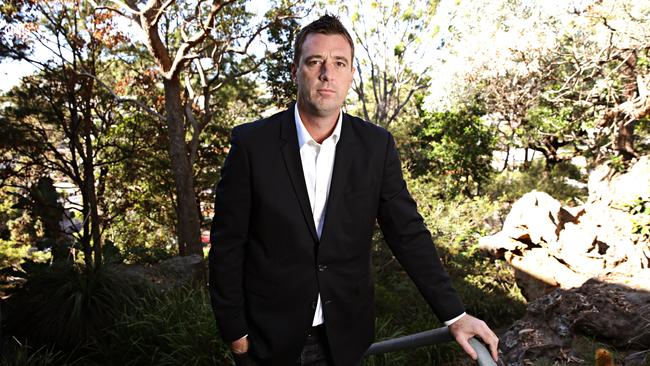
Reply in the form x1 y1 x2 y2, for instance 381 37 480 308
336 61 347 68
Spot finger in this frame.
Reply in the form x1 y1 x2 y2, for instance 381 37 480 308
482 332 499 361
456 336 478 361
488 338 499 362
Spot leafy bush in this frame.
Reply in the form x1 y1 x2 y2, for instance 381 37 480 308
406 105 496 198
485 160 587 205
121 244 174 265
0 189 39 269
105 209 176 264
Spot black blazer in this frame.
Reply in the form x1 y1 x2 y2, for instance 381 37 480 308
209 106 464 366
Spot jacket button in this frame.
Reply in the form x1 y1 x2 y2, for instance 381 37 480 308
318 264 328 272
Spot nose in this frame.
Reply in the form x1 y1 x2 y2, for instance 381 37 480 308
319 61 331 81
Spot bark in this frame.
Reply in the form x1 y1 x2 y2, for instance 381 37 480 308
615 50 638 160
163 76 202 256
83 119 103 269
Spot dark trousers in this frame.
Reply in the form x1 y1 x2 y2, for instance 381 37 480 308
233 326 335 366
297 325 334 366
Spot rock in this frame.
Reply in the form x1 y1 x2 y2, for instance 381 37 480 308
500 279 650 365
117 254 206 291
501 190 563 246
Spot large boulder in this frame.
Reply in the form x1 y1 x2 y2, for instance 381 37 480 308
479 156 650 300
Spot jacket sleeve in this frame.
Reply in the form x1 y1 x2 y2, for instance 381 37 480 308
376 132 466 322
208 127 251 342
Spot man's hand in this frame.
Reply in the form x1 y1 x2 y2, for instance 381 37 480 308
448 314 499 362
230 336 249 354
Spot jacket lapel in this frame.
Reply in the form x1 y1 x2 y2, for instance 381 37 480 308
320 113 357 242
279 107 319 243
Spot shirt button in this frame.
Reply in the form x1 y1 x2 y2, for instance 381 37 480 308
318 264 328 272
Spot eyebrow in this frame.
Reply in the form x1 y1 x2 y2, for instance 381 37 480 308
303 55 350 63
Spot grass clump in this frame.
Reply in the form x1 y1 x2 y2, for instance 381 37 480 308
4 263 144 353
95 286 230 366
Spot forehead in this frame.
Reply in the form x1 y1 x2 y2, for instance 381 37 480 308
299 33 353 61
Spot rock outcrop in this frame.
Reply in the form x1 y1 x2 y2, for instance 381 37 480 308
500 279 650 365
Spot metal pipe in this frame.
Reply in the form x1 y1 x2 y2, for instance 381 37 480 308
364 326 497 366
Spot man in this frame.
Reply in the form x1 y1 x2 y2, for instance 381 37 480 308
209 14 499 366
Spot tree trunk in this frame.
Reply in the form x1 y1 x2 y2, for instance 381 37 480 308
83 124 103 269
163 76 202 256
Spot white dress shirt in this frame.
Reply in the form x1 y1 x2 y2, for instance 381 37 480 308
294 103 342 326
294 104 464 328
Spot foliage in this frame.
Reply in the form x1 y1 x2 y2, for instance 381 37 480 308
626 196 650 241
406 105 496 198
4 264 146 352
485 160 588 205
0 189 37 268
263 15 299 108
93 286 230 366
121 244 174 265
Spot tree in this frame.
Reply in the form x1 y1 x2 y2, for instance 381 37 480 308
0 0 140 269
432 0 650 168
347 0 438 128
97 0 303 255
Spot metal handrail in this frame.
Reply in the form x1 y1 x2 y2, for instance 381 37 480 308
364 326 497 366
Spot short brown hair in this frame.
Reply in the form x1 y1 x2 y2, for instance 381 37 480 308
293 14 354 67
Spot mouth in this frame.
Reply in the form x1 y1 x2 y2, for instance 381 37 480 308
317 88 336 95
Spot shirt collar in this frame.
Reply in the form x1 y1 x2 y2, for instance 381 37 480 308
294 103 342 149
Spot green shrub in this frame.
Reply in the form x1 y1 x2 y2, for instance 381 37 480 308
406 106 496 199
121 244 174 265
0 189 40 269
485 160 587 205
105 210 177 265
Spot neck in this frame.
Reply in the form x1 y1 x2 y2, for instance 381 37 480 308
297 104 339 144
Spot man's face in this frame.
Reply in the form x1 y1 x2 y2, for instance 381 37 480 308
292 33 355 118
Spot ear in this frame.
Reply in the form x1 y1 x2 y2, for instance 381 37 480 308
291 63 297 81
